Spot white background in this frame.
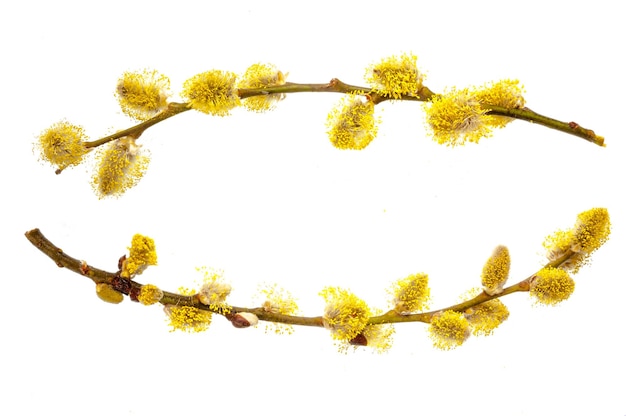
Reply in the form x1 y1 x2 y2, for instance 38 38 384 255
1 1 624 415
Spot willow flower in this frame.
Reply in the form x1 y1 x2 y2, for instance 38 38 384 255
338 321 395 354
164 305 212 333
92 136 150 198
121 234 157 278
238 63 287 112
116 69 170 121
530 267 575 306
137 284 163 306
197 267 231 308
429 310 471 350
365 53 424 99
389 273 430 314
320 287 371 342
474 79 525 128
543 208 611 273
425 88 492 146
258 283 299 335
360 320 395 353
481 245 510 295
181 70 240 116
37 121 89 171
326 94 378 150
462 289 509 336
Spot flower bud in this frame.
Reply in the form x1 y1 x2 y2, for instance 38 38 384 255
231 312 259 328
96 283 124 304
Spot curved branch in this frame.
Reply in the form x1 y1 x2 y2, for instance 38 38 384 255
25 228 574 329
59 77 601 168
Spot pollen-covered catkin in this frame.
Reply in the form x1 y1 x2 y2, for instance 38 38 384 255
116 69 170 121
326 94 378 150
543 208 611 273
137 284 163 306
365 53 424 99
37 121 89 171
530 267 575 306
481 245 510 295
238 63 287 112
389 273 430 314
121 234 157 278
429 310 471 350
92 136 150 198
181 70 240 116
165 305 212 333
320 287 371 342
425 88 492 146
474 79 525 128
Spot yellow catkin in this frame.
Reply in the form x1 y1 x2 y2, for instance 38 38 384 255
37 121 89 171
165 305 212 333
181 70 240 116
429 311 471 350
474 79 525 128
425 88 493 146
543 208 611 273
197 267 231 306
389 273 430 314
137 284 163 306
116 69 170 121
462 289 510 336
481 245 510 295
122 234 157 278
258 283 299 335
530 267 575 306
326 94 378 150
365 53 424 99
238 63 287 112
320 287 371 342
361 308 395 353
92 137 150 198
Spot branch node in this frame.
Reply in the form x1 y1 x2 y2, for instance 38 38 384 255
111 276 132 296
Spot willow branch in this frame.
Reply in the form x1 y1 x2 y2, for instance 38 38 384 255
69 78 601 163
25 228 573 330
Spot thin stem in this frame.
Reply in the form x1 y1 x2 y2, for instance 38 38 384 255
484 105 604 147
237 79 436 103
84 102 191 149
24 228 571 330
